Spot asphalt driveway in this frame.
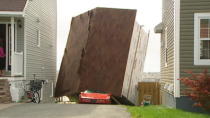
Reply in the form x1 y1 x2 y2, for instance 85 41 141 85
0 103 130 118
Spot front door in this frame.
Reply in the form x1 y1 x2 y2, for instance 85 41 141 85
0 23 21 76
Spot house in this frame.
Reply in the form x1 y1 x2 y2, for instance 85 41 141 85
0 0 57 102
142 72 160 82
155 0 210 112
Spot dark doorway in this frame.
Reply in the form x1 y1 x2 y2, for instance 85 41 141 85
0 24 6 73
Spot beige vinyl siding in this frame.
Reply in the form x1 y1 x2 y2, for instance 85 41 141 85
161 0 174 89
180 0 210 95
24 0 56 101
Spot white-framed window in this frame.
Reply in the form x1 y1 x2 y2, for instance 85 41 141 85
194 13 210 65
36 30 40 47
165 27 168 67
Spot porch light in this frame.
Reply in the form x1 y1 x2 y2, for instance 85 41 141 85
36 18 40 23
17 19 22 28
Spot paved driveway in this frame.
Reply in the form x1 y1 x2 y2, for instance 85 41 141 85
0 104 130 118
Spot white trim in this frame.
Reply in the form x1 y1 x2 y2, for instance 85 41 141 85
23 0 30 14
0 12 24 17
24 19 26 79
11 17 15 76
15 23 18 52
174 0 180 98
194 13 210 65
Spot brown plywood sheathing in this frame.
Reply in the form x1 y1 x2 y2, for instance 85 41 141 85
55 11 91 97
55 7 143 98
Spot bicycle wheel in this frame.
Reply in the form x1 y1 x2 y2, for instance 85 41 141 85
32 91 40 104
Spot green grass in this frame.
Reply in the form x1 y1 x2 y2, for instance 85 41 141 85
126 105 210 118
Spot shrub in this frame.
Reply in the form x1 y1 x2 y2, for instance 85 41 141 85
180 69 210 111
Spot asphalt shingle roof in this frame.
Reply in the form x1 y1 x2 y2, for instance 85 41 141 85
0 0 27 12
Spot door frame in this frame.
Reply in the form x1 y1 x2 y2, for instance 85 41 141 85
0 22 17 72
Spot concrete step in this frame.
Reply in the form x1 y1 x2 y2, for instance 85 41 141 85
0 97 12 103
0 79 12 103
0 92 10 96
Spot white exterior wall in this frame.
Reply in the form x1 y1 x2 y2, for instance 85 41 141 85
122 23 149 105
24 0 57 102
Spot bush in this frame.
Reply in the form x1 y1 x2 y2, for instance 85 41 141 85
180 69 210 111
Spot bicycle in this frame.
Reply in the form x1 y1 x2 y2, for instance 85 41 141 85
23 75 46 104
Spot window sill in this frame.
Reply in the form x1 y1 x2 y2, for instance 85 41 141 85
194 60 210 65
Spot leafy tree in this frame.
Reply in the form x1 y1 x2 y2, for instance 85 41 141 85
180 69 210 111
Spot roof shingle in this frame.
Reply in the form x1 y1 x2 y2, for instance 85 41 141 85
0 0 27 12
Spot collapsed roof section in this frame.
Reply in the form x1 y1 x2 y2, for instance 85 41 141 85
0 0 27 12
55 7 147 99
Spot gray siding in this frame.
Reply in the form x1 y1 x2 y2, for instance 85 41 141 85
180 0 210 94
161 0 174 91
24 0 57 101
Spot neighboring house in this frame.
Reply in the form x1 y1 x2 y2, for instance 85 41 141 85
0 0 57 102
142 72 160 82
155 0 210 112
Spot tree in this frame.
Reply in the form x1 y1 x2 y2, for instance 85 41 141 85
180 69 210 111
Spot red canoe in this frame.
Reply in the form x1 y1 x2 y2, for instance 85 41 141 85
79 90 111 104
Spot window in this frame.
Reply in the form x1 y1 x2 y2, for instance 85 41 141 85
165 27 168 67
194 13 210 65
36 30 40 47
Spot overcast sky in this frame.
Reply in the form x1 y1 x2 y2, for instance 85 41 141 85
57 0 162 72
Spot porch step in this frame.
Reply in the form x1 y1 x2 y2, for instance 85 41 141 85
0 79 12 103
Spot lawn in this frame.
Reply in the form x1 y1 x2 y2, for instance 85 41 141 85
127 105 210 118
